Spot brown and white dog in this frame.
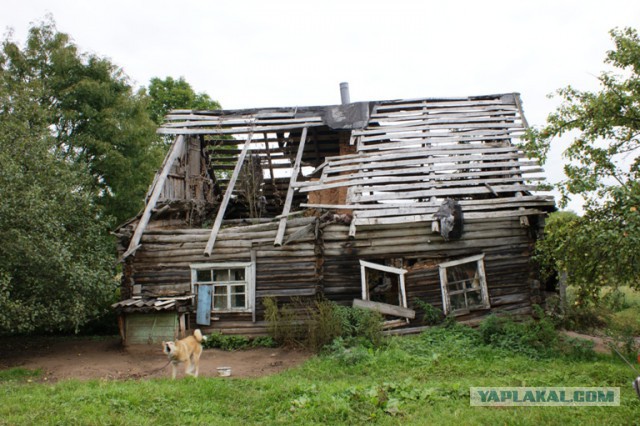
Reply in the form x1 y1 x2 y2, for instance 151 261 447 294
162 329 205 379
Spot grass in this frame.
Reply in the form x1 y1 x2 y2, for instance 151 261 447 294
1 324 639 425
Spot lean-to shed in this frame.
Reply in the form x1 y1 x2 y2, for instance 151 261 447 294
113 91 555 344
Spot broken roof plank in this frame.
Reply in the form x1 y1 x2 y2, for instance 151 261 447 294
157 122 324 135
352 184 541 203
274 127 308 246
120 135 186 262
352 208 546 226
296 168 545 192
204 130 255 256
315 160 541 184
301 194 554 211
162 116 324 129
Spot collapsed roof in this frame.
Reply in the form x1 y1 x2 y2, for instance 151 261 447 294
121 93 553 260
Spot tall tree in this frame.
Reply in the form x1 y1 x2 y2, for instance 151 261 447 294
1 18 163 225
525 27 640 302
146 76 221 126
0 41 115 333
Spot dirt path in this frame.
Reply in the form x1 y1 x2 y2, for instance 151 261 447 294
0 336 311 382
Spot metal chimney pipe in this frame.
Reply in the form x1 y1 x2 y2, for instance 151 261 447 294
339 82 350 104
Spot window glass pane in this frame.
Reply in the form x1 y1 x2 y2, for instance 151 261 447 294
231 284 246 294
446 262 477 285
197 269 212 282
213 269 229 282
448 282 464 292
450 293 467 311
213 286 228 310
467 290 483 307
231 293 246 308
231 269 245 281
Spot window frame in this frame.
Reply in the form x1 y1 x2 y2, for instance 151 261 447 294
359 260 408 308
438 254 490 315
190 262 255 313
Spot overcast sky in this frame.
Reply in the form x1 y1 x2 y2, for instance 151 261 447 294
3 1 640 213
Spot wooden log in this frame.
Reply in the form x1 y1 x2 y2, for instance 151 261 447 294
205 131 255 255
120 135 185 261
275 127 308 246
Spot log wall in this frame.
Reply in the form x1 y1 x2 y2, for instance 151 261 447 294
322 216 537 323
123 215 539 335
127 216 320 335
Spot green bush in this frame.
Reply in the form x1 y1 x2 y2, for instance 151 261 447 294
478 312 558 359
412 298 445 326
202 332 276 351
323 337 375 365
263 297 383 351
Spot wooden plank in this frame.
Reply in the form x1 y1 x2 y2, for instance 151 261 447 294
359 259 407 275
357 135 523 151
352 184 540 203
301 195 553 211
354 117 523 137
162 116 323 128
120 135 186 261
314 144 522 167
373 99 508 111
300 174 543 194
351 209 545 225
274 127 308 246
370 108 519 123
324 152 527 175
317 160 541 184
204 131 255 255
353 299 416 319
359 127 523 145
157 122 324 135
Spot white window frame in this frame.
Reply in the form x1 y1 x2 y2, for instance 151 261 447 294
438 254 490 315
359 260 408 308
190 262 255 313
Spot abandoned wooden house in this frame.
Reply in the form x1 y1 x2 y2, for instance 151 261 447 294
113 88 555 344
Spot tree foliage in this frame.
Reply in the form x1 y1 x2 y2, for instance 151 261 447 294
1 18 163 225
146 76 221 126
0 42 115 333
526 27 640 301
0 18 225 334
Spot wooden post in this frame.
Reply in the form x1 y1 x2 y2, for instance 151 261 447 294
251 249 257 323
274 127 308 246
120 135 185 261
178 313 186 338
204 130 255 256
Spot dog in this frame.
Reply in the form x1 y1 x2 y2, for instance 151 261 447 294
162 329 205 379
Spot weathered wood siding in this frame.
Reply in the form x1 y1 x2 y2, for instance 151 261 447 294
321 216 537 322
125 214 538 335
127 216 320 336
125 313 178 344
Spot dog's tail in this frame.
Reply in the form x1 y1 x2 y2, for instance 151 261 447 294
194 329 205 342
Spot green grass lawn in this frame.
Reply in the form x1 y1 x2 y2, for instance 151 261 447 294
1 325 639 425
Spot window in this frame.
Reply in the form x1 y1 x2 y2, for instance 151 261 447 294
359 260 408 308
438 254 490 315
190 263 254 314
357 260 415 325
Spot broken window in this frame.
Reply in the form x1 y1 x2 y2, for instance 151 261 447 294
438 254 489 315
190 262 255 324
356 260 415 325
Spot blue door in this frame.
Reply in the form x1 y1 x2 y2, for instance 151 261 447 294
196 285 212 326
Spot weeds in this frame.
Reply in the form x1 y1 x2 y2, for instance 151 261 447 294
202 333 276 351
412 298 445 326
263 297 383 351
